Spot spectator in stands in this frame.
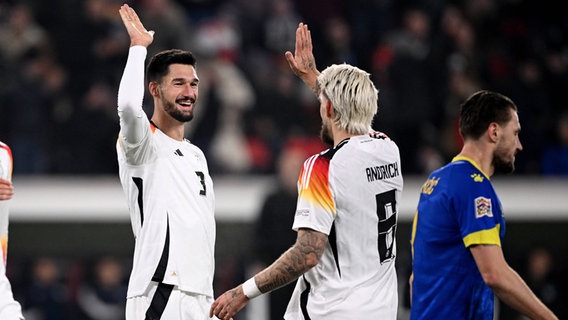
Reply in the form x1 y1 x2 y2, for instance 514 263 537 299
22 257 69 320
76 256 128 320
541 112 568 175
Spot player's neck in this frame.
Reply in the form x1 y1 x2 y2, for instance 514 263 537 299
457 142 495 177
151 115 185 141
332 128 355 147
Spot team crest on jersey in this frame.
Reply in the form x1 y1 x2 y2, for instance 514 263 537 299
471 173 484 182
474 197 493 218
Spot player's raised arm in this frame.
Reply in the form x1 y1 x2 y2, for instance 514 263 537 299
119 4 154 48
117 4 152 148
285 23 320 95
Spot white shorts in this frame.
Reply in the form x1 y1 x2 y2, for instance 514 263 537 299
126 281 219 320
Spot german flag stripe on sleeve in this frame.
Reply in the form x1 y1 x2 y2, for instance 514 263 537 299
298 154 336 216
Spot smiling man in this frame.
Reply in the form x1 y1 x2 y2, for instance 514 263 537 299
116 4 216 320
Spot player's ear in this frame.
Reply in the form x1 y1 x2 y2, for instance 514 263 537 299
149 81 160 97
325 100 334 118
488 122 499 143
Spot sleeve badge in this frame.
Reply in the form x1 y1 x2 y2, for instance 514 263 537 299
474 197 493 218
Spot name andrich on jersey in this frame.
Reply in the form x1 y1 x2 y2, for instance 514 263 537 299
366 162 400 182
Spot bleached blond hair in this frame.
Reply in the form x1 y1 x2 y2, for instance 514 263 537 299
317 64 378 135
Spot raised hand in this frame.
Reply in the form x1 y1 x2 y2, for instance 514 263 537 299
285 23 320 94
119 4 154 48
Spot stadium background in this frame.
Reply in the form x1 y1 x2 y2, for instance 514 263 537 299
1 0 567 319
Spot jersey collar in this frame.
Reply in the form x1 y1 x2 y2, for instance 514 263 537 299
451 155 491 180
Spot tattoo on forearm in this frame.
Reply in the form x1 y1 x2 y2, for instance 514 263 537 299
257 230 327 293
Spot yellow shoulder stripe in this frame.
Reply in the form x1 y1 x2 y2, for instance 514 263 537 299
463 224 501 247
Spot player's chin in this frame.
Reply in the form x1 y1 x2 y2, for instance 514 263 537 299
171 109 194 123
182 112 194 122
180 107 193 115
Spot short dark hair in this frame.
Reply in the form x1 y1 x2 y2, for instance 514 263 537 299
146 49 197 83
459 90 517 140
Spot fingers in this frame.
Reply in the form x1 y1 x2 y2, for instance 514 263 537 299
119 4 154 47
284 51 299 74
210 299 226 319
296 23 312 53
0 179 14 201
119 4 142 30
210 297 235 320
285 23 307 73
124 4 146 30
209 300 217 317
294 23 314 62
118 4 134 24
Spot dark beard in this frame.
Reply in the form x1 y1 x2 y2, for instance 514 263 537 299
320 123 334 146
163 99 194 123
493 154 515 175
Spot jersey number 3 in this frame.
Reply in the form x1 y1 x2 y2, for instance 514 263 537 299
195 171 206 196
376 189 397 263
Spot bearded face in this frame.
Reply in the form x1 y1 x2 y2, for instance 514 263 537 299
492 149 515 174
154 63 199 124
492 110 522 175
161 94 194 123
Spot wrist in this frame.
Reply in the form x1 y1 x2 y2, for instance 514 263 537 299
242 277 262 299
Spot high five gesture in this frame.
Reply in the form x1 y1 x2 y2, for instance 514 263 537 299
118 4 154 48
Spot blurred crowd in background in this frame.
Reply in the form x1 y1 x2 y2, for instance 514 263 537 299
1 0 568 319
5 245 566 319
7 255 129 320
1 0 568 176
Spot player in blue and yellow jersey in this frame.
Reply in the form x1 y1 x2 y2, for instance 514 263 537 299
410 91 557 319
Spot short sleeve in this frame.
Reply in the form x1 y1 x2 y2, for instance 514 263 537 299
453 179 502 247
292 155 335 235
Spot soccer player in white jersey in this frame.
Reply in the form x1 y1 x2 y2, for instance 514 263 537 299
0 141 24 320
116 5 217 320
211 23 403 320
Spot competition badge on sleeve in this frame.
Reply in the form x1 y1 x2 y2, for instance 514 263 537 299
474 197 493 218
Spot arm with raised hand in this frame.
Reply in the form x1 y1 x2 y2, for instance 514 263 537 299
117 4 155 147
285 23 320 95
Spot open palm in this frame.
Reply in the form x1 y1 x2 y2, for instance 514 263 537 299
119 4 154 48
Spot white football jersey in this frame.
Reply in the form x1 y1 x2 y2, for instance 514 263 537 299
0 141 12 253
285 134 403 319
0 142 24 320
117 47 215 299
